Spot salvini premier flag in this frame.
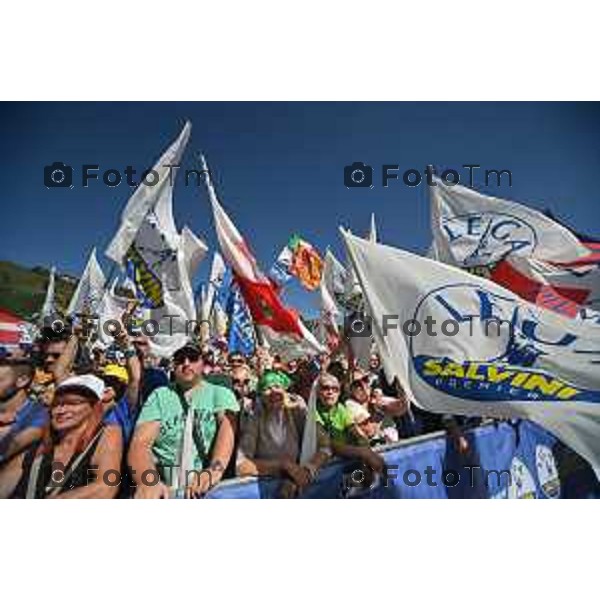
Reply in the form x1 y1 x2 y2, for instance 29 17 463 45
342 230 600 477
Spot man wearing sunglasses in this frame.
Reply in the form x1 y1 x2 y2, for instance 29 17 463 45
128 342 239 499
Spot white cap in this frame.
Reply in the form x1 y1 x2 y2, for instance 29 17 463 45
345 400 371 425
56 374 105 400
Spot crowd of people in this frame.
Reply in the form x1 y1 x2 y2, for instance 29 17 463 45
0 311 476 499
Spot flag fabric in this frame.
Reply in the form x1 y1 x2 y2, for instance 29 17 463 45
489 256 600 321
105 122 191 264
323 249 347 305
105 123 196 357
430 179 591 269
200 252 228 325
67 248 106 316
0 308 30 350
181 226 208 281
368 212 378 243
201 154 324 359
288 234 323 291
318 249 345 349
40 266 56 319
226 282 255 355
270 235 324 291
269 244 294 287
96 279 130 345
342 229 600 478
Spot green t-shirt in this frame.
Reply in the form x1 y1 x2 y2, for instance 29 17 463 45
316 401 355 445
137 381 239 484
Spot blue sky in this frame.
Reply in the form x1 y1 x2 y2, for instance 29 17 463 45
1 102 599 316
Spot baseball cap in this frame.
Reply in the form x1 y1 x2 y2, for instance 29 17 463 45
55 374 105 401
103 364 129 384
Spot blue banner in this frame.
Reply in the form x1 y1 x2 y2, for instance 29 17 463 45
205 421 600 499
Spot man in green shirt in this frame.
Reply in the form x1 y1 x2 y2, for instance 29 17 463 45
129 342 239 499
315 373 385 474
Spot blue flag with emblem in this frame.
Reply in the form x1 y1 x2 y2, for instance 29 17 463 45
227 281 255 355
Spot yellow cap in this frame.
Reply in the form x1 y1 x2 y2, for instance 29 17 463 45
103 364 129 384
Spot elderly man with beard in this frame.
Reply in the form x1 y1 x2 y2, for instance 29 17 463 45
128 342 239 499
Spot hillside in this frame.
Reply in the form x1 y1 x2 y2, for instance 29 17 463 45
0 261 78 319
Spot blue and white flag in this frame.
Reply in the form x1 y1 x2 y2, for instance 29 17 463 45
269 245 294 287
430 179 591 269
227 283 255 355
105 122 196 357
342 229 600 478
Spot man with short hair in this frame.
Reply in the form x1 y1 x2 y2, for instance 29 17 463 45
0 358 49 498
128 342 239 499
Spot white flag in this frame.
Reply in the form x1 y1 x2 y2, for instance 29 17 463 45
40 266 56 319
181 226 208 281
201 252 227 322
342 229 600 478
67 248 106 316
97 279 130 345
430 179 590 269
105 123 196 357
106 122 191 264
368 212 378 244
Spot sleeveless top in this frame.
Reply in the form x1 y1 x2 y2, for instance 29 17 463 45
11 427 105 499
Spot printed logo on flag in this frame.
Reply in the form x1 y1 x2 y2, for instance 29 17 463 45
442 211 537 267
535 444 560 499
508 457 537 499
125 244 166 309
409 283 600 404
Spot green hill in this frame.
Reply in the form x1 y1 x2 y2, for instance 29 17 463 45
0 261 78 320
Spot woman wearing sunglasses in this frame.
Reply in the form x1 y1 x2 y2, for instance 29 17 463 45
12 374 123 498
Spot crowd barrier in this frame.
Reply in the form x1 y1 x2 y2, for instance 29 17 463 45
205 421 600 499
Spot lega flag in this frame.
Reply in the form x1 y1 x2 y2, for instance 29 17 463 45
201 154 324 359
67 248 106 316
342 230 600 478
430 179 590 269
105 122 198 356
106 122 191 263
